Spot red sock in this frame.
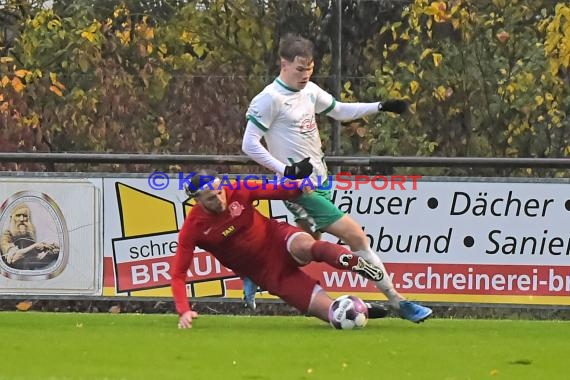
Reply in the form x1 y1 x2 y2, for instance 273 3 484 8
310 241 358 270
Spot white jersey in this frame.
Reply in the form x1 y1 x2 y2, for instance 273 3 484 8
245 78 336 184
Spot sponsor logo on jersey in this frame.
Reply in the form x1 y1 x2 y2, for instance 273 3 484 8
222 225 236 237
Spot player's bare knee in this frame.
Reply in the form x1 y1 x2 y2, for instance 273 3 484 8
287 232 314 265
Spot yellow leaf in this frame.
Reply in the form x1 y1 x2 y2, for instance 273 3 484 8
117 30 131 45
12 77 24 92
409 102 417 114
433 85 446 101
420 48 433 60
499 68 507 75
14 69 30 78
88 21 99 34
1 76 10 87
535 95 544 106
432 53 442 67
49 72 57 84
194 44 205 57
545 92 554 101
81 31 96 42
49 85 63 97
143 27 154 40
180 31 192 44
0 56 14 63
389 89 402 98
452 19 460 30
410 80 420 95
55 81 66 90
388 43 399 52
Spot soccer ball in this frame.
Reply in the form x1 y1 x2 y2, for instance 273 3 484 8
328 295 368 330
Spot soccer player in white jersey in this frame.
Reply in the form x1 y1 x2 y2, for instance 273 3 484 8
242 33 432 323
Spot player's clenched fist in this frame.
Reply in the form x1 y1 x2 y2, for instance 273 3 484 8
283 157 313 179
378 99 408 114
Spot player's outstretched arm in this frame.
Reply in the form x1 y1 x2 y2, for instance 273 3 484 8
325 99 408 121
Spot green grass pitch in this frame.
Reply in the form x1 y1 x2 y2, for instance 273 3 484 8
0 312 568 380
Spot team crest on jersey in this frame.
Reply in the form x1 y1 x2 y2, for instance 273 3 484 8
228 201 245 217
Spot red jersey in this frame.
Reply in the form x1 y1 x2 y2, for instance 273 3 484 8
170 184 302 315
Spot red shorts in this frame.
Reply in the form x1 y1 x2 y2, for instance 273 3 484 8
250 222 319 314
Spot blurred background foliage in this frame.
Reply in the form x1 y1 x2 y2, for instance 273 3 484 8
0 0 568 175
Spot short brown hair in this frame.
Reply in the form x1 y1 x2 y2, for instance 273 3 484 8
184 169 219 197
278 33 315 62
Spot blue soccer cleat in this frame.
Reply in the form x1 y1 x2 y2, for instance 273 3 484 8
398 300 432 323
242 277 258 311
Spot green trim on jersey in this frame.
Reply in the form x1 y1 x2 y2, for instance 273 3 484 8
246 115 269 132
322 98 337 115
275 77 299 92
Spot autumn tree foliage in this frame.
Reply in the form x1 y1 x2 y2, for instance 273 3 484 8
0 0 568 174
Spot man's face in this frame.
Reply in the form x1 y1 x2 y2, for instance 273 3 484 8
197 188 227 214
280 56 314 90
10 206 32 237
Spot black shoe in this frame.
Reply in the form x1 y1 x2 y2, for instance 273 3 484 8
365 302 389 319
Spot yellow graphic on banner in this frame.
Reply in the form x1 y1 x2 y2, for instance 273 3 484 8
253 199 271 218
117 183 178 236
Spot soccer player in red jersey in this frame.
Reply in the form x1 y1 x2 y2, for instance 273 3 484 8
170 167 387 329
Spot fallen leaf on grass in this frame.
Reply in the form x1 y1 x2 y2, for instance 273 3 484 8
109 305 121 314
16 301 32 311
